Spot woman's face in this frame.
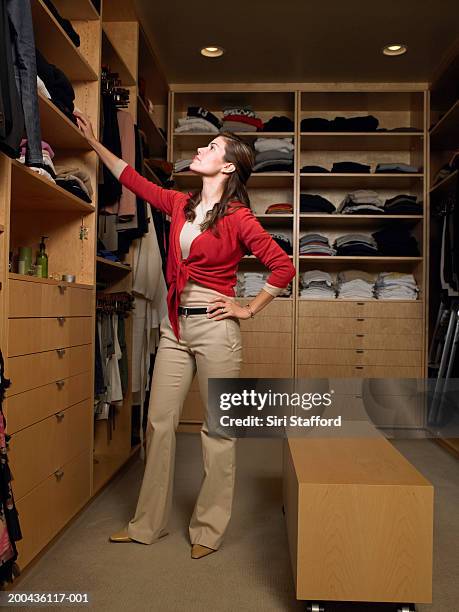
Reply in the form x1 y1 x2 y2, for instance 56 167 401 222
189 136 234 176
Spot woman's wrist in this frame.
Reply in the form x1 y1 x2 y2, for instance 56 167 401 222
244 303 255 318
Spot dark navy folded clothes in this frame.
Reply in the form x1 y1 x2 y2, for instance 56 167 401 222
269 234 293 254
301 165 329 173
300 193 336 213
56 178 92 203
301 115 379 132
331 161 371 173
187 106 222 129
335 245 379 256
97 250 121 262
253 161 294 173
263 116 294 132
372 226 420 256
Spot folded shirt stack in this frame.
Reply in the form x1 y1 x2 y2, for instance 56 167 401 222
301 115 379 132
384 194 423 215
175 106 221 133
375 162 419 174
18 138 56 182
331 161 371 173
236 272 291 297
301 164 330 173
36 49 76 124
174 158 193 172
265 203 293 214
262 116 294 132
55 166 93 203
253 137 294 173
336 269 376 299
299 270 336 299
269 232 293 254
299 233 336 256
372 225 420 256
333 233 379 256
375 272 419 300
337 190 384 214
300 193 336 214
221 106 263 132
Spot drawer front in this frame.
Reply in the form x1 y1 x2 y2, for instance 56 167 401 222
7 344 92 394
182 390 204 422
297 348 422 366
8 317 93 356
236 298 293 317
240 363 293 377
298 317 422 335
4 371 92 433
297 364 423 378
297 332 423 350
9 279 93 317
15 449 91 570
9 399 92 500
241 316 292 333
241 331 291 348
298 301 423 319
243 346 292 364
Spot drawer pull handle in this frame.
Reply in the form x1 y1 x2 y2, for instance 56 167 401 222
356 334 364 338
356 318 365 322
54 469 64 481
356 350 364 354
55 411 65 421
356 302 365 306
58 284 67 294
355 366 364 370
56 348 66 357
56 379 65 388
57 316 66 324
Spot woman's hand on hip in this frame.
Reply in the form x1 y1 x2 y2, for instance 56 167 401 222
206 298 251 320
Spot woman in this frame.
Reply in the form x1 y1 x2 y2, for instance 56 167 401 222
75 111 296 559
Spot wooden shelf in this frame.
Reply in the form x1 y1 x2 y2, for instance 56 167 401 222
298 297 422 302
102 28 136 86
243 255 293 259
11 160 95 213
298 256 422 261
8 272 93 289
299 214 423 221
174 131 295 149
96 256 132 273
31 0 98 82
301 132 424 151
38 93 90 150
137 96 167 157
174 171 294 188
300 173 424 189
430 99 459 149
429 169 458 195
52 0 100 20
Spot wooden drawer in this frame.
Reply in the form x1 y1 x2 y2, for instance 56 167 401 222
298 316 423 335
15 449 91 570
241 331 291 348
243 346 292 364
298 300 423 319
4 371 92 433
297 364 423 378
9 278 93 317
241 316 292 333
9 399 92 500
240 363 292 377
182 390 204 422
6 344 92 394
297 332 423 350
8 317 93 356
297 348 422 366
236 298 293 317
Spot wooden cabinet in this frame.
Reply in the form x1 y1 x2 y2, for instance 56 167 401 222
8 316 92 356
8 278 93 318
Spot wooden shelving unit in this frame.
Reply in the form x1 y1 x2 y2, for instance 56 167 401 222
38 92 91 150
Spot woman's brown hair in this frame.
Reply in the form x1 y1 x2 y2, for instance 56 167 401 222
183 131 255 236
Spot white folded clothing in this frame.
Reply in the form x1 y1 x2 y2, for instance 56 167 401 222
37 76 51 99
174 158 193 172
254 138 294 153
300 269 334 286
176 118 219 133
221 121 257 132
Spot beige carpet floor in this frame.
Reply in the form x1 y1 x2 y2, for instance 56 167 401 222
13 436 459 612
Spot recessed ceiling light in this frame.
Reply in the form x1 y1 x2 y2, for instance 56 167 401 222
200 46 224 58
382 43 407 56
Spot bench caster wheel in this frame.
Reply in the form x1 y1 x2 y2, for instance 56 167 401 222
397 605 416 612
306 603 325 612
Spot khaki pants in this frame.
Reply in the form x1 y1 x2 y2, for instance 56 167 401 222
127 312 243 549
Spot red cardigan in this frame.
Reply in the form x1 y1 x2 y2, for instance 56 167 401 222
119 165 296 340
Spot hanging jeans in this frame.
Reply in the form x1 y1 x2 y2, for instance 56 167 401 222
127 311 243 550
7 0 43 165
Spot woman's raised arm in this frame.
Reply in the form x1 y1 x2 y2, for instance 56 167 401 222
75 110 182 217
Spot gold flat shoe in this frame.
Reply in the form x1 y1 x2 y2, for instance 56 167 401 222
109 529 132 543
191 544 216 559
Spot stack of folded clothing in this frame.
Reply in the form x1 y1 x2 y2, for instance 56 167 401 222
269 233 292 254
265 203 293 214
375 272 419 300
55 166 93 202
337 190 384 214
175 107 221 133
299 270 336 299
301 115 379 132
174 158 193 172
221 107 263 132
372 225 420 256
384 194 423 215
331 161 371 173
262 116 294 132
336 270 376 299
299 233 336 256
42 0 80 47
333 234 379 256
301 164 330 173
236 272 292 297
253 137 294 172
17 139 56 182
300 193 336 214
375 162 419 173
36 50 76 124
